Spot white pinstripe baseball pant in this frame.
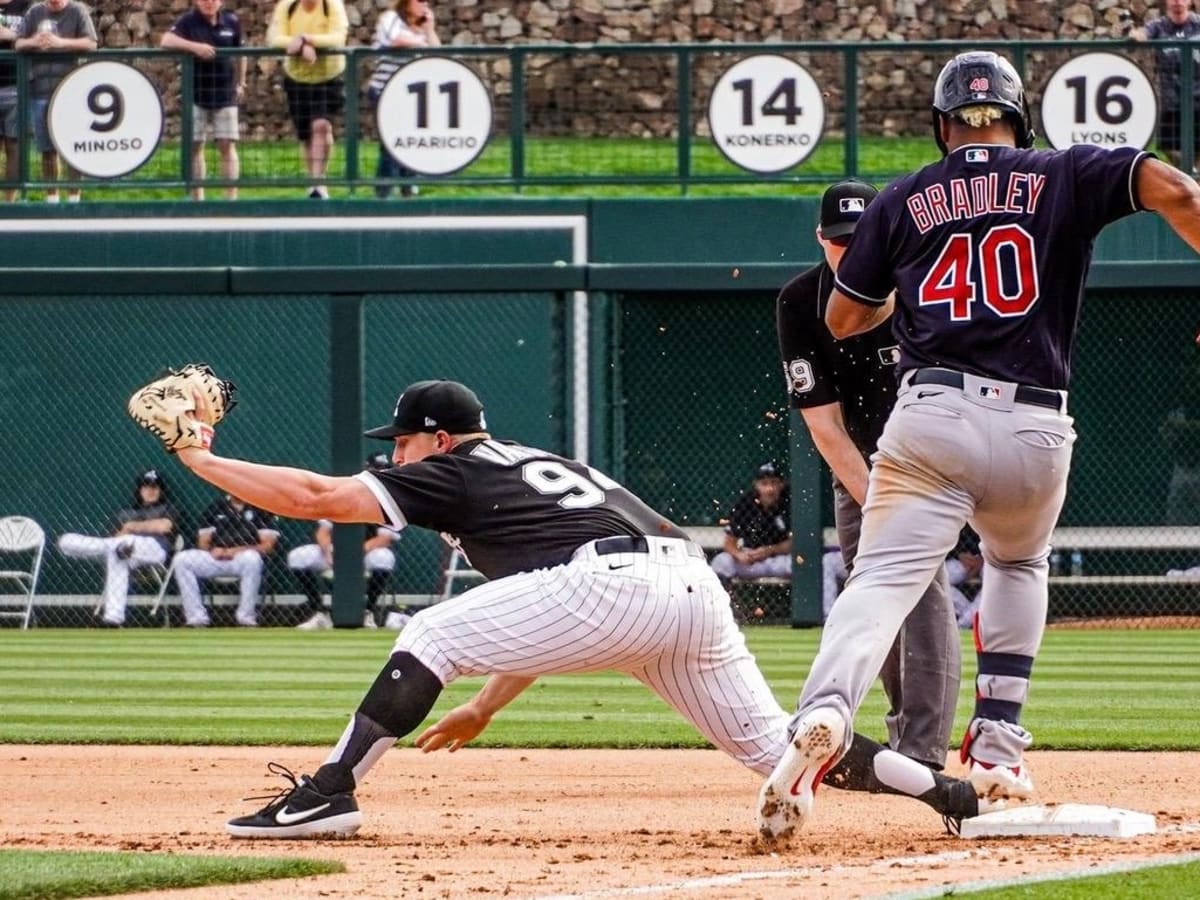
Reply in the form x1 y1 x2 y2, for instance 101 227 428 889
396 536 791 775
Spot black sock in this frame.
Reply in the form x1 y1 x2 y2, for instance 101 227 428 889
310 651 443 795
365 571 388 611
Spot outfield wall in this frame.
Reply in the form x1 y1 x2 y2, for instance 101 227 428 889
1 199 1197 625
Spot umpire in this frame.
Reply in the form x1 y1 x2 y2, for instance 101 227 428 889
776 179 960 771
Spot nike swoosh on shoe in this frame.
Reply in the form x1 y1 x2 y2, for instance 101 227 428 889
275 802 331 825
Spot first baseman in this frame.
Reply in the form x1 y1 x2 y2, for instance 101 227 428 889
129 374 989 839
759 50 1200 840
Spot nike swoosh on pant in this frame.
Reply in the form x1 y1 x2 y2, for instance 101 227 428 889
275 802 331 825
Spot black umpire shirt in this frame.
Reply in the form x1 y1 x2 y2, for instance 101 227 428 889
776 260 899 457
358 438 689 579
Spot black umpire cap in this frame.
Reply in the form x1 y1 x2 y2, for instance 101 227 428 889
365 380 487 440
819 179 879 240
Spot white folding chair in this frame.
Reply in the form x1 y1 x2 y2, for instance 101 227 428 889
0 516 46 630
146 534 185 627
439 547 485 602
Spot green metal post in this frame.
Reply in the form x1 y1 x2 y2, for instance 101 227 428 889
788 409 824 627
677 48 691 196
329 294 366 627
511 49 526 192
345 48 360 186
1182 44 1196 174
842 48 858 178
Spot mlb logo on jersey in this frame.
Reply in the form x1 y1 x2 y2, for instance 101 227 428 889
979 385 1002 400
878 346 900 365
839 197 866 214
965 148 989 163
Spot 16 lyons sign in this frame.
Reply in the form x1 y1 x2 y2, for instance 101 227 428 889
1039 52 1157 150
707 54 826 173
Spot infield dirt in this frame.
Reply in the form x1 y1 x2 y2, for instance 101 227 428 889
3 746 1199 899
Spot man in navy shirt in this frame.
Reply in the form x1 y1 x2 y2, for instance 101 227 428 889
759 50 1200 841
161 0 245 200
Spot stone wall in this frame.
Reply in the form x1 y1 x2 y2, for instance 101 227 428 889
96 0 1158 140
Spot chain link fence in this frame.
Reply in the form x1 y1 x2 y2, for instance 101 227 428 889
1 276 1198 629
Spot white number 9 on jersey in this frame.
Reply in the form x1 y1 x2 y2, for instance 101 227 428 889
522 460 619 509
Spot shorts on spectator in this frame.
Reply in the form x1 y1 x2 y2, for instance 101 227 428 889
0 86 18 139
31 97 53 153
191 104 239 142
1157 106 1200 154
284 77 344 143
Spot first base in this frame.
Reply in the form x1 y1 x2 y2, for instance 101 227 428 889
959 804 1156 839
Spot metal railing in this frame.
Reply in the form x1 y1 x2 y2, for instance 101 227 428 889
0 37 1191 199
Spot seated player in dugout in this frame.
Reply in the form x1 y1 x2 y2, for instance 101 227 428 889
130 372 996 840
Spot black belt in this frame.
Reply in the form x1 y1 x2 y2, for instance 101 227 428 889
910 369 1063 411
593 535 705 560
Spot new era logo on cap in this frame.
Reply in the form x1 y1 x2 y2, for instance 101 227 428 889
365 380 487 440
839 197 865 214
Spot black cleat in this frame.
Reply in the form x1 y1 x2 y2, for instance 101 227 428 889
226 762 362 839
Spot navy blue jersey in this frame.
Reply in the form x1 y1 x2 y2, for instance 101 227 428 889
776 261 899 456
835 143 1150 390
357 438 688 579
168 9 243 108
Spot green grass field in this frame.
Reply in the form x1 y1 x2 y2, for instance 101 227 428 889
2 626 1198 897
1 627 1197 748
0 849 341 900
45 135 944 202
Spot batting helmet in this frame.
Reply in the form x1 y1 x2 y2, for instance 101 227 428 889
931 51 1034 155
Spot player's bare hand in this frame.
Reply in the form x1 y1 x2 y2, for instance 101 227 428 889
415 703 491 753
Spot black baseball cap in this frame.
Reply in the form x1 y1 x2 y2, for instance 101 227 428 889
364 380 487 440
136 469 163 487
819 180 879 239
754 461 783 480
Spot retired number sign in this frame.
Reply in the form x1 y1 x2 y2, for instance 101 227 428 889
49 61 163 178
377 56 492 176
1040 52 1157 150
708 54 825 173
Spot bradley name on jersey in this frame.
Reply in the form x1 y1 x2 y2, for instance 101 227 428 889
905 149 1046 234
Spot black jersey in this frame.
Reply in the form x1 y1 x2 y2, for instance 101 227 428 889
725 488 791 549
776 261 899 457
359 438 688 579
200 498 279 548
835 143 1149 390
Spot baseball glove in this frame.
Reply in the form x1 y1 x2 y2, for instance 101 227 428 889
127 364 237 453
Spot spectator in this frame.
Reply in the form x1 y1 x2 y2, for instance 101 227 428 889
57 469 180 627
267 0 349 200
171 493 279 627
293 451 399 630
161 0 246 201
709 462 791 586
0 0 31 201
366 0 438 199
1131 0 1200 171
14 0 97 203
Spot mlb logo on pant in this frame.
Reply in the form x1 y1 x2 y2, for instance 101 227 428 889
979 385 1002 400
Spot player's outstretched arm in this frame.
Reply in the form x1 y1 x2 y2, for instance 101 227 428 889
178 447 384 525
415 674 538 753
1137 157 1200 256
